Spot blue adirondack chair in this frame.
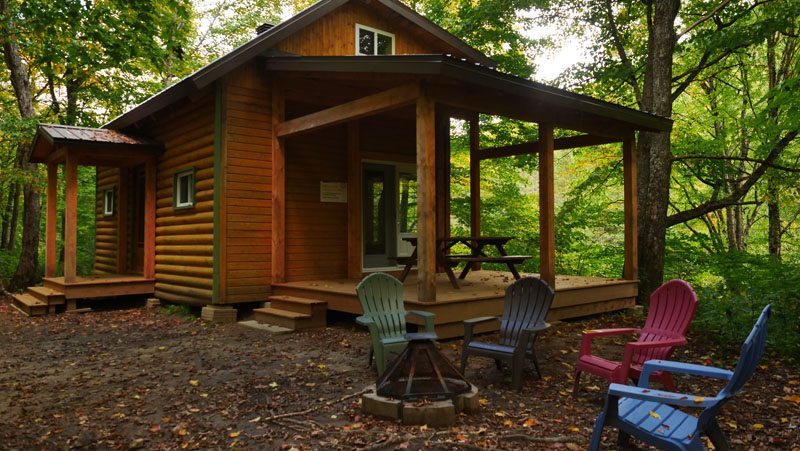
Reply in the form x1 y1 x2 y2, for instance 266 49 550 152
589 304 770 451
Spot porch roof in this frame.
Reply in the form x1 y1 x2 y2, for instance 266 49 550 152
263 54 672 136
31 124 164 166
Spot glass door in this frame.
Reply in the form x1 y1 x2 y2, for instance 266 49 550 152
396 169 417 257
362 164 396 269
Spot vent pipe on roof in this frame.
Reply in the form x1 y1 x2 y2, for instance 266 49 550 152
256 22 276 35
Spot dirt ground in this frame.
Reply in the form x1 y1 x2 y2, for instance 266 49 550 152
1 296 798 450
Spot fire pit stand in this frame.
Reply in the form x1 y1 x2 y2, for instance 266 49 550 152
362 333 480 427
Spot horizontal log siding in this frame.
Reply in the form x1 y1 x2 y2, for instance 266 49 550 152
223 62 273 302
146 92 216 305
94 167 119 274
285 125 348 280
274 2 469 59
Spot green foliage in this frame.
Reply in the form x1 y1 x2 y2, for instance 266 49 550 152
161 303 196 321
686 252 800 361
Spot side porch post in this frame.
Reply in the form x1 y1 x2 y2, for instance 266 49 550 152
416 92 436 302
623 134 638 280
64 150 78 283
45 163 58 278
538 123 555 288
117 168 129 274
469 115 481 271
143 158 156 279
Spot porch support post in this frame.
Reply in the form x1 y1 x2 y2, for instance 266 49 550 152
538 123 555 288
143 158 156 279
117 168 129 274
346 121 362 278
45 163 58 278
64 150 78 283
416 92 437 302
469 115 481 271
623 135 638 280
271 79 286 283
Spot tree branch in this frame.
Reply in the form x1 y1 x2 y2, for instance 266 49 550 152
676 0 732 39
604 0 642 107
667 130 799 227
672 154 800 173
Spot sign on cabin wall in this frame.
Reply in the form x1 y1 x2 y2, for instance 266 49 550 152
320 181 347 203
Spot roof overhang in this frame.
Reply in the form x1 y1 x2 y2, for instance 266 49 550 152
262 55 672 136
31 124 164 167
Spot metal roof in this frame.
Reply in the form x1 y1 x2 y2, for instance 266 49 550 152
31 124 164 163
105 0 495 130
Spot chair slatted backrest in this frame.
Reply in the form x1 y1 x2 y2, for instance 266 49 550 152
356 273 406 340
697 305 771 428
498 277 555 348
633 279 699 364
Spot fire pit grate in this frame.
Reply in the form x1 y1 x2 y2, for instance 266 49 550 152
376 332 471 401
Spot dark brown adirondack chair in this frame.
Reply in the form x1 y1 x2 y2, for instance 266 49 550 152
460 277 554 391
573 279 698 396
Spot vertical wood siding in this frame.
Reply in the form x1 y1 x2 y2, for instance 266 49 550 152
94 167 119 274
223 62 273 302
149 92 216 305
274 3 467 57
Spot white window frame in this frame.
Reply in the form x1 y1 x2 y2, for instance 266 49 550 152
103 187 114 216
173 167 195 210
355 24 395 56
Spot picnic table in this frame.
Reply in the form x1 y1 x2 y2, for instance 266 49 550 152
396 237 531 289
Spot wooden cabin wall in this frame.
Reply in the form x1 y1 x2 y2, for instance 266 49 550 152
359 115 415 160
222 62 273 303
274 2 465 58
147 92 216 305
94 167 119 274
285 126 349 281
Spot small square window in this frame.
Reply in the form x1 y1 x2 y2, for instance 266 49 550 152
173 168 195 210
103 188 114 216
356 24 394 55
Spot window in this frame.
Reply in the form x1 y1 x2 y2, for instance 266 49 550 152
356 24 394 55
173 167 195 209
103 188 114 216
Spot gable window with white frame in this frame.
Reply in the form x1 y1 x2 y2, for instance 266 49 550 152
173 167 195 210
103 187 114 216
356 24 395 56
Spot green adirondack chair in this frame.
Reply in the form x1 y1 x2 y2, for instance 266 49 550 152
355 273 436 376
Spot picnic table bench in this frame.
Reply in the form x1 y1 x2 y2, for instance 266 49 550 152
397 237 531 288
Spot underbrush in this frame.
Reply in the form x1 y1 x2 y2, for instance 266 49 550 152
161 303 196 322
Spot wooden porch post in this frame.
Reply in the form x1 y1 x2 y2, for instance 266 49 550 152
416 92 437 302
469 115 481 270
538 123 555 288
271 79 286 284
117 168 129 274
346 121 362 278
143 159 156 279
64 151 78 283
45 163 58 278
623 135 638 280
435 113 451 242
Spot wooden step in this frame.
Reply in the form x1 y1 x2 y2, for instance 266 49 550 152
27 286 65 305
253 307 325 331
11 293 48 317
268 295 326 315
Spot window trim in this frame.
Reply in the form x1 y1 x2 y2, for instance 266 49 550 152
355 23 395 56
103 187 115 217
172 167 196 210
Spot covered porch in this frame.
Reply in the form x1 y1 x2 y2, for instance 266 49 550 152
262 54 671 331
14 125 162 315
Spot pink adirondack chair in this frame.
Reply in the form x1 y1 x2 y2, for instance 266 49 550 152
573 279 698 396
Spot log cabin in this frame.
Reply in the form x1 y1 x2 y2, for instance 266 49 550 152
17 0 671 337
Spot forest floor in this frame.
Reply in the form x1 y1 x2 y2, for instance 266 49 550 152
0 295 798 451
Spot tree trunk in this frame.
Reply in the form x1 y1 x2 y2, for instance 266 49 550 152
2 0 41 290
0 185 10 249
766 34 781 260
7 181 20 251
636 0 679 305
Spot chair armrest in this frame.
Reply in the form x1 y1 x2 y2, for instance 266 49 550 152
579 328 639 357
516 323 551 355
607 383 721 408
407 310 436 333
638 360 734 387
355 315 374 327
463 316 500 346
617 337 687 383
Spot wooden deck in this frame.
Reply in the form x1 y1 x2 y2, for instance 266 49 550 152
272 271 637 338
43 274 155 300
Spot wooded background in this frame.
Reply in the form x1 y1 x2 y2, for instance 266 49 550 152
1 0 797 358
